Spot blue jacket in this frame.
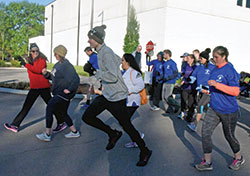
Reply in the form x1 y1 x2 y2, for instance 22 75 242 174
209 63 239 114
89 52 99 70
146 59 164 83
182 64 196 90
190 63 215 91
163 59 178 84
46 59 80 100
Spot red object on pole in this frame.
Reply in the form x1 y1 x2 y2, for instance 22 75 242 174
146 40 154 52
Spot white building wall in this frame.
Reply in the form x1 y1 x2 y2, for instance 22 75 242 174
30 0 250 73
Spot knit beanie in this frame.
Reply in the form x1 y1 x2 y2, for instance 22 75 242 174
54 45 67 57
30 43 39 51
88 25 106 44
200 48 211 60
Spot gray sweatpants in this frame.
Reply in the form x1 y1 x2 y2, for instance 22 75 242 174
202 108 240 154
162 83 180 112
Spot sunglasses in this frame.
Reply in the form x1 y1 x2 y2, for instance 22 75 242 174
31 50 39 53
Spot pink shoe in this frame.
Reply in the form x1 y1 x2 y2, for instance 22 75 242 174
4 123 18 133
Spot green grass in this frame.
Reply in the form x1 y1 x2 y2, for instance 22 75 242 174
47 63 88 76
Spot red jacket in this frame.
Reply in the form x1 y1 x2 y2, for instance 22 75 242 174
25 58 51 89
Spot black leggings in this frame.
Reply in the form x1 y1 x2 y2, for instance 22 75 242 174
11 88 63 127
82 95 148 152
181 89 197 122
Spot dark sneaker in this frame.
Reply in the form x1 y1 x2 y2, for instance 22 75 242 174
52 123 67 133
136 149 152 167
229 156 245 170
106 130 122 150
4 123 18 133
195 159 213 171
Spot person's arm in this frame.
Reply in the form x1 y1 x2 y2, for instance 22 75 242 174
95 53 118 83
25 58 46 74
146 59 154 66
63 64 80 93
129 71 144 94
42 68 52 80
214 83 240 96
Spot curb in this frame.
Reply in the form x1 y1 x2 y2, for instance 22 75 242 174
0 87 85 99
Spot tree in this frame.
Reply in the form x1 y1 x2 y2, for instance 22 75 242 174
0 2 45 59
0 2 6 60
123 5 140 53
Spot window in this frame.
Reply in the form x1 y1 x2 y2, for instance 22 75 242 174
247 0 250 8
237 0 243 6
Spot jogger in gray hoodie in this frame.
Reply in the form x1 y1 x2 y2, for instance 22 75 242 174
82 25 152 167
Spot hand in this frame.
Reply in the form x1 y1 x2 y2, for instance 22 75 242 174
181 81 185 85
94 89 102 95
201 89 209 94
42 68 47 75
208 80 217 87
64 89 70 94
19 57 26 66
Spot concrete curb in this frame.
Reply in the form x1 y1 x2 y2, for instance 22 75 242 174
0 87 85 99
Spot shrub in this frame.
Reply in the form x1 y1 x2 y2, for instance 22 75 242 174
0 60 7 67
10 60 21 67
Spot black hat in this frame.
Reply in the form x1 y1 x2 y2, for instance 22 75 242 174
200 48 211 60
30 43 39 51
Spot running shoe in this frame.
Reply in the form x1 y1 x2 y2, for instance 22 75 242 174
229 156 245 170
195 159 213 171
151 106 160 111
4 123 18 133
136 148 152 167
36 132 51 142
52 123 67 133
187 122 197 132
177 111 184 120
125 133 144 148
64 131 80 138
106 130 122 150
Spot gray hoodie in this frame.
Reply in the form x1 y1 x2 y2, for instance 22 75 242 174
95 44 128 102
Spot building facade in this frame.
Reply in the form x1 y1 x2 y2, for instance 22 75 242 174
30 0 250 72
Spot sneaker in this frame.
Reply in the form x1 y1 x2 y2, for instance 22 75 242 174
36 132 51 142
151 106 160 111
136 149 152 167
125 142 138 148
187 122 197 132
52 123 67 133
124 132 144 148
229 156 245 170
64 131 80 138
4 123 18 133
106 130 122 150
177 112 184 120
195 159 213 171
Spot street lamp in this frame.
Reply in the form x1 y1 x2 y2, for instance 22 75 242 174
50 4 54 63
76 0 81 66
90 0 94 29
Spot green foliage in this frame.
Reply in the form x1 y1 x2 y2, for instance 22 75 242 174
0 2 44 59
123 5 140 53
10 59 21 67
0 60 7 67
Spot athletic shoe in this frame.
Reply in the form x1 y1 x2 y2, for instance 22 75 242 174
177 112 184 120
187 122 197 132
151 106 160 111
125 132 145 148
64 131 80 138
106 130 122 150
36 132 51 142
195 159 213 171
136 149 152 167
52 123 67 133
229 156 245 170
4 123 18 133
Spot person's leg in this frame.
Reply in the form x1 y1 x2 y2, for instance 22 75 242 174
82 95 116 137
186 90 196 122
196 94 210 124
162 83 170 112
201 108 221 163
11 89 40 127
152 83 161 107
40 88 64 125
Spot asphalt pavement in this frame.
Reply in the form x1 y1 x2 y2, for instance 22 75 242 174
0 67 250 176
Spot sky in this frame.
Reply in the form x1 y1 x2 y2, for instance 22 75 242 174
1 0 55 6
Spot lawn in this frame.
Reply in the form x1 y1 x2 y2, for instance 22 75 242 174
47 63 88 76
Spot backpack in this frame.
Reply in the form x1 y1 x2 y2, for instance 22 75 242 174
130 70 148 105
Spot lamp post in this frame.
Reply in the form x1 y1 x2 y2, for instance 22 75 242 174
90 0 94 29
76 0 81 66
50 4 54 63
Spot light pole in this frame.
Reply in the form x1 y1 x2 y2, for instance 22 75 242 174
98 11 104 25
76 0 81 66
90 0 94 29
127 0 130 27
50 4 54 63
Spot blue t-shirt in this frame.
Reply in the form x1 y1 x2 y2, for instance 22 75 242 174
209 63 239 114
191 63 215 87
146 59 164 83
163 59 178 84
89 52 99 70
